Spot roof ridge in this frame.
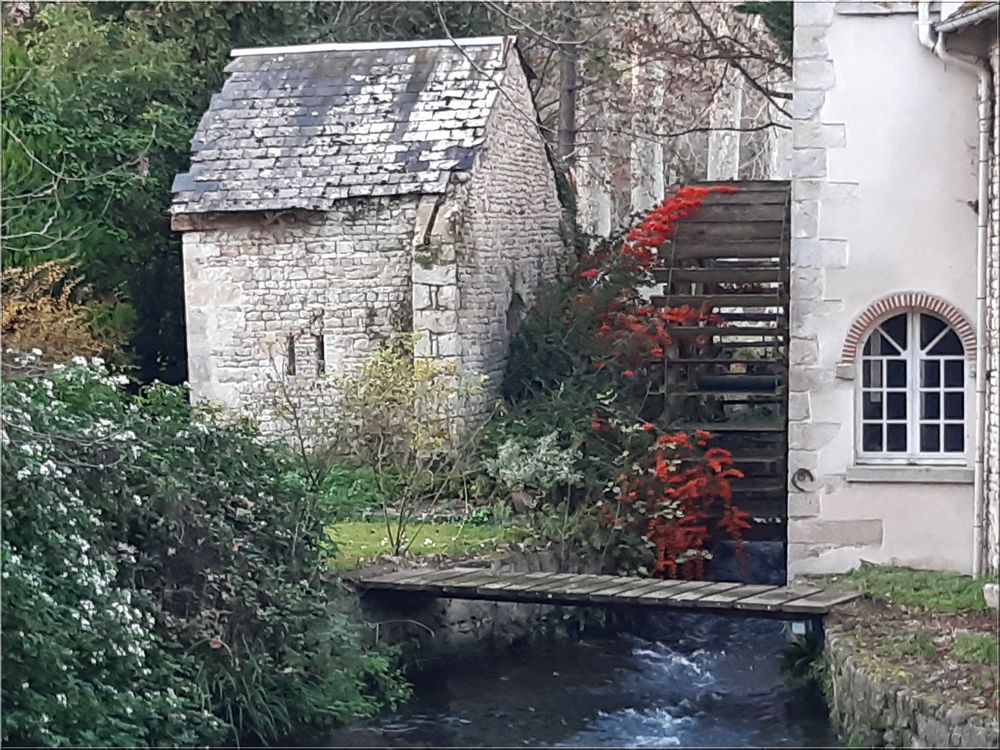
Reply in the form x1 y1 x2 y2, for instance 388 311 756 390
230 36 512 58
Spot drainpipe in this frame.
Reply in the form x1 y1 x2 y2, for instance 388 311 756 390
918 11 992 577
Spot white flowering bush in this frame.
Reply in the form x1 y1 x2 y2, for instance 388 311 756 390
483 431 583 494
1 352 407 746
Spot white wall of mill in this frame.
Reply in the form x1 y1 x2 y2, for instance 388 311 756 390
789 3 981 577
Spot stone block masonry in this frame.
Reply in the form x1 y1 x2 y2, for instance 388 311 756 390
182 199 418 438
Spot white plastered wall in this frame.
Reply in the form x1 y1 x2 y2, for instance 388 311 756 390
789 4 980 577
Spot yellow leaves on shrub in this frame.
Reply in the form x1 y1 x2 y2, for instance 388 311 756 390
1 259 125 364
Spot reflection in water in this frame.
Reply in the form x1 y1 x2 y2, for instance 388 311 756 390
313 612 838 748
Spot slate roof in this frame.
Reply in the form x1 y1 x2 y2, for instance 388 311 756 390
171 37 514 215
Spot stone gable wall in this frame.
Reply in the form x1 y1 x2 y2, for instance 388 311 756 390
411 53 566 420
182 199 418 438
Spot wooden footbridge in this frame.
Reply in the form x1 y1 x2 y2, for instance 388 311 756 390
356 567 860 621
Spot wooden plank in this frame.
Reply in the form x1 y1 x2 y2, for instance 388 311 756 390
587 577 667 601
650 294 787 308
659 240 787 260
563 576 642 596
696 584 779 608
733 585 822 612
392 568 486 590
668 326 787 338
437 572 509 590
477 572 556 591
700 190 789 205
780 589 862 614
519 573 584 592
362 568 437 585
668 581 743 604
636 580 715 601
683 203 788 223
675 222 785 241
652 267 785 284
608 578 677 601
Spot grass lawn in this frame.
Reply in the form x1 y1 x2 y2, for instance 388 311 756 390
327 519 527 571
825 563 992 614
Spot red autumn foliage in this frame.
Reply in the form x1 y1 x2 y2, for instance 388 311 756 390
597 429 749 579
576 185 752 579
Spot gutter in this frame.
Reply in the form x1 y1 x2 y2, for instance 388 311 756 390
933 3 999 34
917 2 993 577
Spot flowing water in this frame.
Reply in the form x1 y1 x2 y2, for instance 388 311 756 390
312 612 838 748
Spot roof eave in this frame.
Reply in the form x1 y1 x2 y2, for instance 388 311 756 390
933 4 999 33
230 36 513 58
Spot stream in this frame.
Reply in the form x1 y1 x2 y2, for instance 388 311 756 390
311 612 838 748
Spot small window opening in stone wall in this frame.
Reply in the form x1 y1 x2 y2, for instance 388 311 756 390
286 334 296 376
316 334 325 377
506 291 526 336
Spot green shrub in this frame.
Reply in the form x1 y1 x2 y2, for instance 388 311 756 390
1 353 407 747
316 464 387 521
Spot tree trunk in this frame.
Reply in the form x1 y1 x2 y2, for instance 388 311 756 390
557 4 578 167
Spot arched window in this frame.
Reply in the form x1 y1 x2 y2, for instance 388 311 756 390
858 310 967 461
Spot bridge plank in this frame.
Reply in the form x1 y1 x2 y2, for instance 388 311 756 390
388 568 484 590
559 576 637 596
733 585 822 612
637 580 714 601
520 573 584 592
695 584 778 607
586 578 666 601
478 572 557 591
364 568 440 585
779 589 862 614
668 581 743 604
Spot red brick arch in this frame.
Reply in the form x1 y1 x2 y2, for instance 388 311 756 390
840 292 976 365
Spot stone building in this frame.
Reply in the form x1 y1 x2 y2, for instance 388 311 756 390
789 1 998 578
172 36 565 436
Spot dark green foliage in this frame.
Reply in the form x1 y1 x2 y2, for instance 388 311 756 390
2 1 500 384
1 358 408 746
735 2 793 58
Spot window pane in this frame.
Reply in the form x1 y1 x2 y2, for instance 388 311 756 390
921 424 940 452
928 330 963 356
863 424 882 452
944 392 963 419
921 392 940 419
944 425 964 452
886 392 907 419
862 359 882 388
944 360 963 387
864 330 900 356
886 360 907 387
920 314 947 349
921 360 940 387
863 392 883 419
886 424 907 452
881 314 908 350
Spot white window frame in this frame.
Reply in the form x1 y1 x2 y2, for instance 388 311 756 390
855 309 971 467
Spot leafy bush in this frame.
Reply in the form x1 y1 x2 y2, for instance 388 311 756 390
483 431 582 495
316 464 387 521
1 353 407 747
